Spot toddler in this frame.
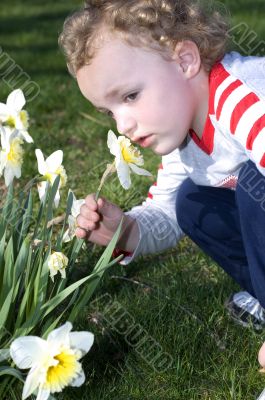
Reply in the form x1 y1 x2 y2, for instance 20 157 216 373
59 0 265 363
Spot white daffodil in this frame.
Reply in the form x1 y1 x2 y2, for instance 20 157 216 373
0 89 33 143
0 126 24 186
47 251 68 281
10 321 94 400
107 130 152 189
63 191 85 242
35 149 67 207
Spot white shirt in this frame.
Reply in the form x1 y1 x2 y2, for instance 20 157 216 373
122 52 265 264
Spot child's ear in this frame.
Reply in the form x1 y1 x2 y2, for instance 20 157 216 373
173 40 202 78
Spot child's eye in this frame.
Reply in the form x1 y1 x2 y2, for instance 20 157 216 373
125 92 138 102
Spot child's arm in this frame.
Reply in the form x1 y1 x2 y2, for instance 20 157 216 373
76 148 188 264
215 54 265 175
114 148 188 264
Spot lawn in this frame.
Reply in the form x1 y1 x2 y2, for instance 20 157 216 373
0 0 265 399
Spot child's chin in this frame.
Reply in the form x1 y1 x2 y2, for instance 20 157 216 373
153 145 179 156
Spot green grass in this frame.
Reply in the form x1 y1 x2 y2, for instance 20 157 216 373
0 0 265 399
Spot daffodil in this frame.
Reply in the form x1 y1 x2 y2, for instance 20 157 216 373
0 127 24 186
10 321 94 400
47 251 68 281
107 130 152 189
35 149 67 207
63 191 85 242
0 89 33 143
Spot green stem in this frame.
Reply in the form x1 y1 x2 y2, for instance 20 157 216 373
95 161 115 201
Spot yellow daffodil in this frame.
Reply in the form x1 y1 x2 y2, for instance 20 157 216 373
107 130 152 189
0 89 33 143
10 322 94 400
47 251 68 281
63 191 85 242
35 149 67 207
0 127 24 186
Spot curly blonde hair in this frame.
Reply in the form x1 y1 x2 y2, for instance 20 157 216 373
59 0 230 77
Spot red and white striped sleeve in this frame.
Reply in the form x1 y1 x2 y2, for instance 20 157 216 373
214 62 265 173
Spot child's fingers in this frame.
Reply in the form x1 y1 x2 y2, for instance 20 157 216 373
76 214 96 231
97 197 121 219
75 227 88 239
79 204 100 222
84 194 98 210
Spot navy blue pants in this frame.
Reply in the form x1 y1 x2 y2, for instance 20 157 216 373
176 160 265 309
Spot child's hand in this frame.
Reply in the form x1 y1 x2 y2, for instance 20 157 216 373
258 342 265 370
75 194 124 246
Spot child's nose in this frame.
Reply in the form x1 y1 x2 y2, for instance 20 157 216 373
116 114 136 137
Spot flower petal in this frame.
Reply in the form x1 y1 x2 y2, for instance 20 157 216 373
62 228 71 243
46 150 63 172
72 199 85 218
69 332 94 356
0 126 12 149
10 336 47 369
116 159 131 189
54 189 60 208
129 163 152 176
37 181 48 203
47 321 72 351
20 130 33 143
12 164 22 180
0 103 9 120
7 89 25 112
107 130 119 157
22 365 44 400
63 215 76 242
35 149 46 175
0 150 7 174
70 369 85 387
4 165 16 187
35 387 51 400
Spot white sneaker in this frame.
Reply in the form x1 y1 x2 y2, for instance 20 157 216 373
225 291 265 331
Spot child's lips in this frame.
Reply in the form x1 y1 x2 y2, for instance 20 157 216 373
134 134 154 148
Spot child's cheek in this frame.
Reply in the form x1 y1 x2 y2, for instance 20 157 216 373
258 342 265 367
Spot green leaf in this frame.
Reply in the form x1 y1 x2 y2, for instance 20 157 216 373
0 231 7 295
0 237 14 306
55 190 74 250
94 218 123 273
0 366 24 382
40 262 115 321
0 367 24 385
13 237 30 289
1 184 14 229
0 348 10 361
68 220 123 321
46 175 60 223
33 249 50 309
13 302 42 338
68 238 84 269
32 200 46 240
17 191 33 249
0 289 14 332
15 245 35 328
42 288 79 339
14 277 32 330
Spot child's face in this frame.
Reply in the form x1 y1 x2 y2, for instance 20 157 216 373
77 35 198 155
